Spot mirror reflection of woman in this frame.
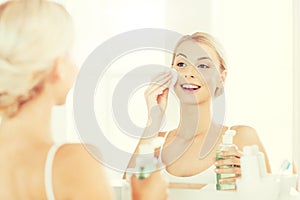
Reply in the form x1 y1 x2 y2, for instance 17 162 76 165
127 32 271 188
0 1 167 199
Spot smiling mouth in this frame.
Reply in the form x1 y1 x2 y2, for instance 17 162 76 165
181 84 201 91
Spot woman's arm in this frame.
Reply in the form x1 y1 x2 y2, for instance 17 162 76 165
124 71 173 177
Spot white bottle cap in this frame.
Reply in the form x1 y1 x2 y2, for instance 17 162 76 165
222 134 233 144
243 146 253 156
243 145 259 156
221 129 236 144
225 129 236 136
241 145 261 181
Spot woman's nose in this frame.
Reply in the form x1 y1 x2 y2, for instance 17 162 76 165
183 65 197 78
184 74 195 78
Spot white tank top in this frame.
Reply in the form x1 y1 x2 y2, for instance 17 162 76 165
162 165 216 184
44 144 64 200
157 131 225 184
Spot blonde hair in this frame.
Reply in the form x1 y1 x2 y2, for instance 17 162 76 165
0 0 74 117
172 32 227 72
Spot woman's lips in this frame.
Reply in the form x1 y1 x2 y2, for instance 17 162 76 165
180 83 201 91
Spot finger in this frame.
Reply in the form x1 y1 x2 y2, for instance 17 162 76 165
218 150 242 158
157 88 169 103
219 175 241 183
145 74 172 95
159 87 169 97
130 174 138 186
212 156 216 162
215 157 240 167
215 167 241 175
146 79 172 97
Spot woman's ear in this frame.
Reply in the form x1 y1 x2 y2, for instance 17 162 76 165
214 85 224 97
220 69 227 85
47 56 65 83
214 69 227 97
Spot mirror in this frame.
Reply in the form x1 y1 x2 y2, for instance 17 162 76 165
51 0 298 193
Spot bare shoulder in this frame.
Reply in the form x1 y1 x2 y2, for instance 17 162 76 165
53 143 113 199
55 143 101 163
230 125 261 149
231 125 258 137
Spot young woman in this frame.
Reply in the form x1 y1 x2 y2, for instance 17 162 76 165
127 32 271 189
0 1 167 199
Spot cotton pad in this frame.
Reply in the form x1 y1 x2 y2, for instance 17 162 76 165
170 68 178 87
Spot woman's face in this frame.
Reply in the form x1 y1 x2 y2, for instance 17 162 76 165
172 40 223 105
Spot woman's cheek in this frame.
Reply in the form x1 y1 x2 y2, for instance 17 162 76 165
197 69 221 97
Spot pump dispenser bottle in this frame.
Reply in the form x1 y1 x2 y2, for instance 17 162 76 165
135 144 157 179
135 137 164 179
216 130 238 190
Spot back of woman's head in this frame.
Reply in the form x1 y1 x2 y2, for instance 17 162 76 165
0 0 74 118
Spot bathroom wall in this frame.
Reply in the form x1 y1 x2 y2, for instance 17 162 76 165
210 0 294 172
293 0 300 173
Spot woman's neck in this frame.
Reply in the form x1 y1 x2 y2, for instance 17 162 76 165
177 100 213 139
176 100 224 159
0 91 54 144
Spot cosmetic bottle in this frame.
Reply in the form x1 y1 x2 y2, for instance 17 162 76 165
257 147 267 177
135 136 165 179
237 145 280 200
240 146 261 181
135 144 158 179
216 130 238 190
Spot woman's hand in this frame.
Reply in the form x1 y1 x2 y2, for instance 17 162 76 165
143 71 172 136
144 71 172 120
214 149 242 183
131 171 168 200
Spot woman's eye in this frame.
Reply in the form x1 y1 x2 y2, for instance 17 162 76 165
177 62 186 67
198 64 209 69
